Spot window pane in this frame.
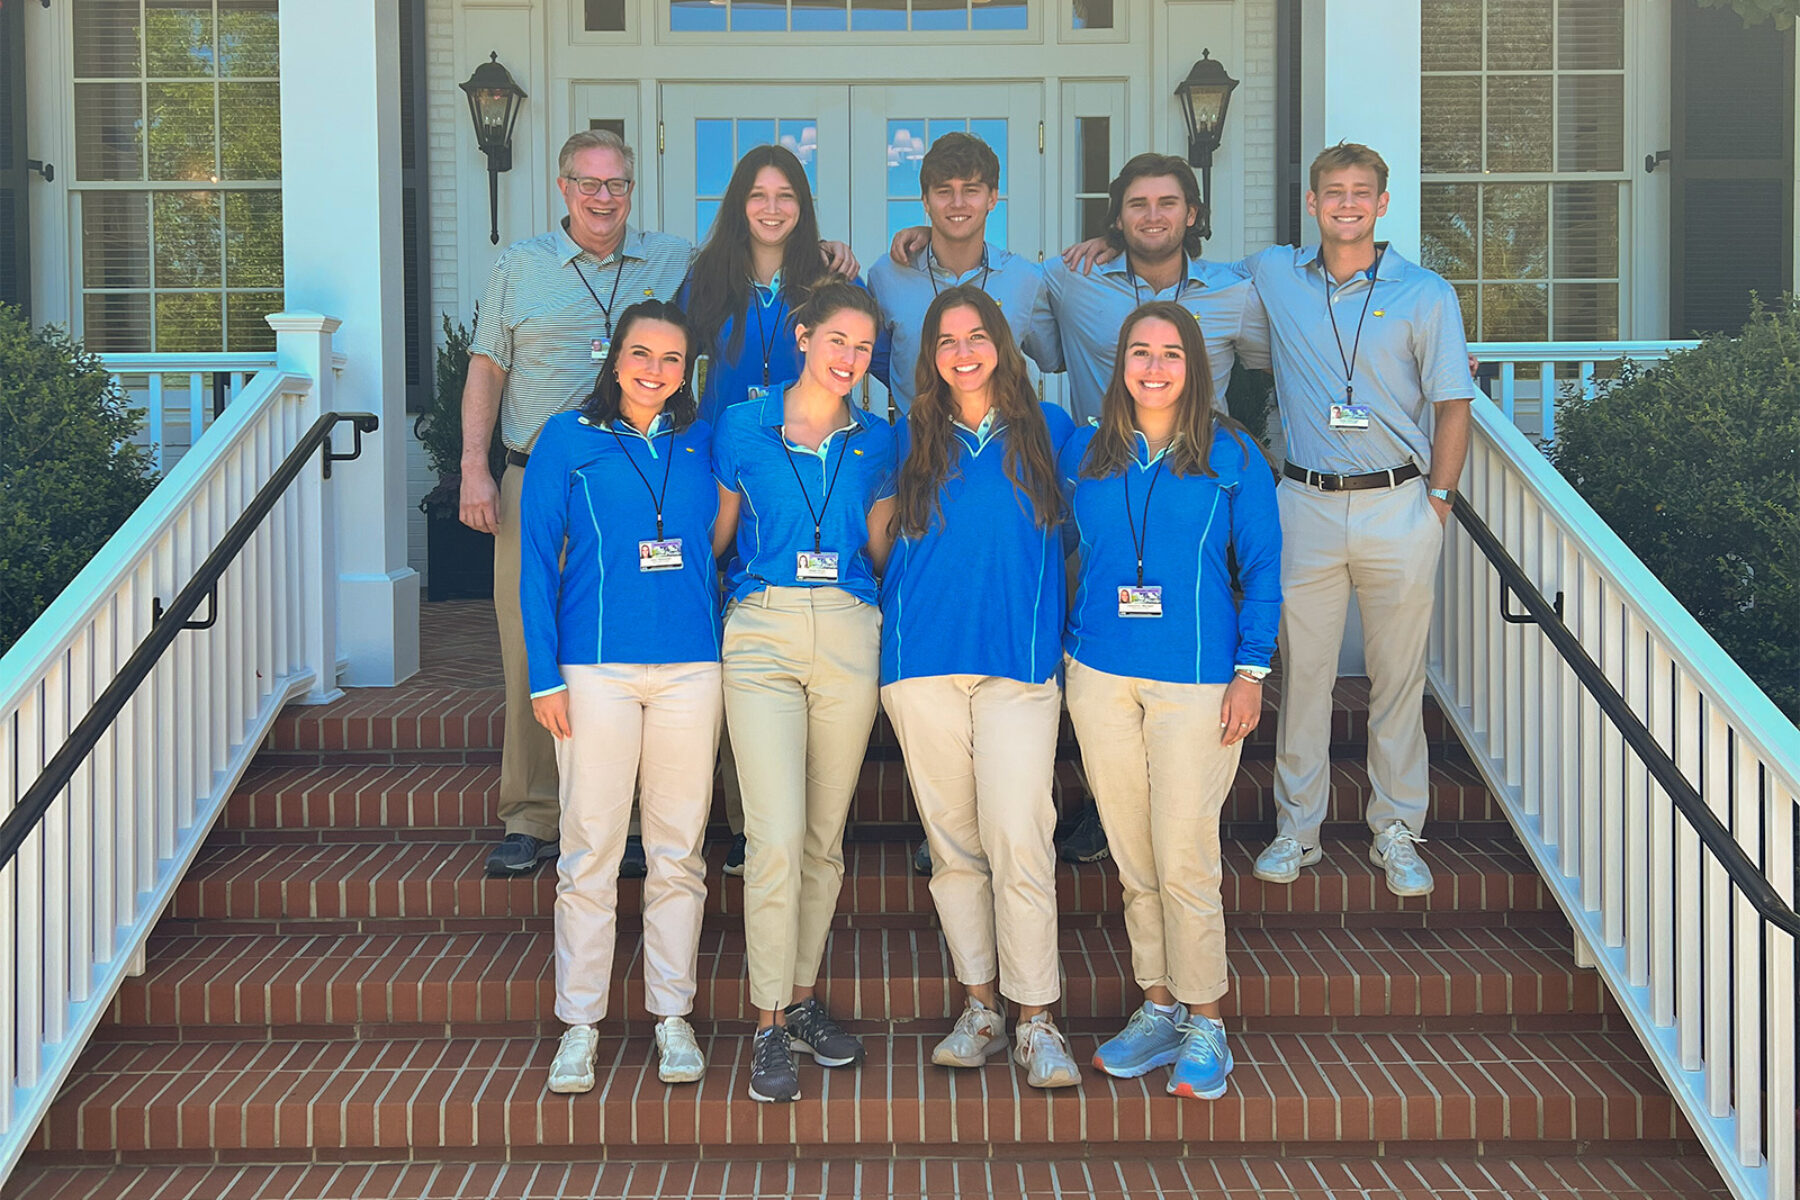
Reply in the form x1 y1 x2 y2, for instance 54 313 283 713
156 291 224 351
1480 283 1548 339
218 0 281 76
84 292 152 351
1485 75 1552 171
695 199 722 238
1557 0 1623 70
792 0 847 31
224 191 283 287
1486 0 1550 70
1422 0 1481 71
732 0 788 32
1552 182 1617 278
220 81 282 179
671 0 728 29
82 192 151 289
695 120 734 196
1451 283 1478 339
972 0 1027 30
988 199 1007 247
912 0 967 30
969 118 1008 192
75 82 145 180
147 81 218 180
153 190 223 286
1077 116 1110 193
887 199 926 247
850 0 908 31
1553 282 1618 339
776 119 819 192
1421 183 1478 279
1072 0 1113 30
1421 77 1480 172
146 3 216 78
74 0 143 77
1481 183 1549 279
738 119 775 154
584 0 628 31
226 290 282 350
1556 75 1623 172
887 120 926 197
1079 196 1109 241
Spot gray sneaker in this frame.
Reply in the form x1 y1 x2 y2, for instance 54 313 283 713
1013 1013 1081 1089
783 997 865 1067
1371 821 1434 896
1252 834 1322 884
486 833 558 877
747 1025 799 1103
931 998 1008 1068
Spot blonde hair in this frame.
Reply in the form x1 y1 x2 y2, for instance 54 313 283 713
1308 141 1388 193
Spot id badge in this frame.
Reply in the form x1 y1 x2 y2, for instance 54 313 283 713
1329 403 1372 430
796 550 841 582
639 538 684 571
1117 585 1164 618
590 337 610 363
745 385 769 404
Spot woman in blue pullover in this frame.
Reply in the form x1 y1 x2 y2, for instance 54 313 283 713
711 281 898 1104
518 300 721 1097
880 285 1082 1089
1059 300 1282 1102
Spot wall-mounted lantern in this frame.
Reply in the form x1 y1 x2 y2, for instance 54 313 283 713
1174 50 1240 241
460 52 528 246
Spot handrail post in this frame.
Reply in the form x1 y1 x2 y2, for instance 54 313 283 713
268 312 345 705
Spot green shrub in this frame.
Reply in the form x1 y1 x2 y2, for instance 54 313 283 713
414 311 505 517
0 305 160 654
1548 297 1800 721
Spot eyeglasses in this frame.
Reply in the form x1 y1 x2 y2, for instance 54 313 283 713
564 175 634 198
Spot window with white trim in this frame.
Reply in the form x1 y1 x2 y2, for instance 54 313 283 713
668 0 1027 33
1419 0 1626 341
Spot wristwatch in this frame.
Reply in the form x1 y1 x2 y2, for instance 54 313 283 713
1233 665 1271 682
1427 487 1457 504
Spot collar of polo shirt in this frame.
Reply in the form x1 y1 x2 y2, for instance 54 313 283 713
1097 252 1227 291
758 386 878 433
1303 239 1400 282
557 219 648 267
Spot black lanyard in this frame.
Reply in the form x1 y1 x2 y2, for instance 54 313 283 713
927 246 990 297
609 423 676 540
1128 261 1190 307
571 255 627 340
1323 249 1383 404
748 283 786 387
781 423 856 553
1122 446 1167 587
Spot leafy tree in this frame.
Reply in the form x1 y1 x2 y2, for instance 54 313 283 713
415 312 504 516
1697 0 1800 27
0 306 159 653
1547 298 1800 721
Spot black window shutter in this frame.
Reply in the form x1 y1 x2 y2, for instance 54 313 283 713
1 0 30 320
400 0 432 411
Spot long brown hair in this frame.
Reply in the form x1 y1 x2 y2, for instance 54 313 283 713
1080 300 1262 479
895 286 1062 536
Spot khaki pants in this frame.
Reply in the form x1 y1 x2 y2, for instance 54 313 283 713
1272 478 1443 846
724 587 881 1013
1065 658 1238 1007
552 662 722 1025
881 675 1063 1007
718 730 746 837
495 464 561 841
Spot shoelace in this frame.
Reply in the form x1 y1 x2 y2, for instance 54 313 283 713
954 1004 996 1038
753 1028 790 1072
1381 825 1428 858
1269 834 1306 855
1023 1019 1069 1058
556 1026 595 1061
1173 1021 1225 1064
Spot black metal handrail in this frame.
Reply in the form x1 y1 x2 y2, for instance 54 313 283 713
1451 493 1800 938
0 411 379 869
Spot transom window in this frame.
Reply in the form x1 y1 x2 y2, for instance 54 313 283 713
1419 0 1626 340
885 118 1010 247
70 0 282 352
668 0 1027 33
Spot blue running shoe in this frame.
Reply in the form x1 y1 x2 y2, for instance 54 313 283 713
1167 1019 1233 1100
1091 1001 1187 1078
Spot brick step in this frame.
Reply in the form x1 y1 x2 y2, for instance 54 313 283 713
166 836 1553 929
262 677 1454 760
221 755 1504 841
0 1153 1734 1199
33 1028 1690 1156
105 924 1607 1037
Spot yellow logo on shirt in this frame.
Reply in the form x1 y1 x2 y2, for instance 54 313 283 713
686 446 696 453
853 449 864 455
1373 310 1386 317
643 288 655 296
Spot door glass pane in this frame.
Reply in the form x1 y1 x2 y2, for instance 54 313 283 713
1072 0 1113 30
887 199 927 247
912 0 964 30
777 119 819 192
696 116 818 239
696 200 722 238
671 0 728 30
972 0 1026 29
968 118 1008 192
988 199 1008 247
583 0 628 31
887 120 926 198
738 119 776 152
850 0 908 32
792 0 848 31
734 0 789 32
696 120 734 196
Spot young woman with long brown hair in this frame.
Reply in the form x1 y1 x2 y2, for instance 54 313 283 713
879 285 1082 1089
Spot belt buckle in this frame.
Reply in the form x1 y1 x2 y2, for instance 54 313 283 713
1316 471 1340 492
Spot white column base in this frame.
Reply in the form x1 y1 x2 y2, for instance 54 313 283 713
337 569 423 687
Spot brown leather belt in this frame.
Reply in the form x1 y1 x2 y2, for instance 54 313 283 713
506 449 530 469
1282 461 1422 492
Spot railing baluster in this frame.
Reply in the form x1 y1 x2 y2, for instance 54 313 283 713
1701 702 1732 1115
1623 610 1650 984
188 372 205 450
1672 670 1701 1066
1499 361 1516 423
1557 533 1581 878
1646 640 1675 1022
67 623 96 1007
1766 778 1796 1200
1732 736 1762 1168
1579 562 1604 915
1503 473 1527 793
91 596 118 971
0 722 14 1129
147 376 166 473
15 689 43 1089
1537 361 1555 442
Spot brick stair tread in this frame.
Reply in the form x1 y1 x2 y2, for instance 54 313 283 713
36 1028 1689 1153
168 836 1551 925
223 755 1501 837
107 924 1606 1032
0 1153 1733 1199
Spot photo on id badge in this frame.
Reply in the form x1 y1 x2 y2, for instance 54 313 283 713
1329 403 1371 430
1118 585 1163 617
796 550 840 582
640 539 684 571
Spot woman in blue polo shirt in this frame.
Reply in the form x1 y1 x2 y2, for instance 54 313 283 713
711 280 898 1104
879 285 1081 1090
1059 300 1281 1102
518 299 721 1097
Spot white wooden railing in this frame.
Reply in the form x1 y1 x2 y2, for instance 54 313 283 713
1430 396 1798 1200
0 313 355 1181
95 352 277 473
1468 339 1702 442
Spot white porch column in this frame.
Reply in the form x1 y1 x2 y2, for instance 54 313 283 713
1305 0 1423 260
278 0 421 687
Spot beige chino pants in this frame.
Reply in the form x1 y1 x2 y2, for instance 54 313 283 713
724 586 881 1012
551 662 722 1025
1066 659 1238 1007
495 464 562 841
1272 478 1443 846
881 675 1063 1007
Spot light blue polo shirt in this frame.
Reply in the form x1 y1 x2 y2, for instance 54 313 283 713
867 243 1059 414
880 401 1077 685
518 410 721 696
1059 422 1282 685
1243 242 1473 475
1039 254 1271 427
712 388 899 606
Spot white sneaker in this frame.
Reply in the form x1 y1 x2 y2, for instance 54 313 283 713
547 1024 599 1094
654 1015 706 1084
931 998 1009 1068
1012 1013 1081 1089
1371 820 1434 897
1253 834 1323 884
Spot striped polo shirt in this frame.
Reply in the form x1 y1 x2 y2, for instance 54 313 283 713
473 221 693 453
